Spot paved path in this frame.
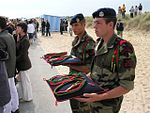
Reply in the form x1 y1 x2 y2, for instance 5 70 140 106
19 42 72 113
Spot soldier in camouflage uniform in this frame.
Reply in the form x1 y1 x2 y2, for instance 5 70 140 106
75 8 136 113
65 13 95 113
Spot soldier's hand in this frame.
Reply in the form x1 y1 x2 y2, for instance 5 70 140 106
74 93 103 102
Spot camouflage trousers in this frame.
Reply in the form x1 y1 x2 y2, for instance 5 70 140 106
89 96 123 113
70 99 91 113
70 96 123 113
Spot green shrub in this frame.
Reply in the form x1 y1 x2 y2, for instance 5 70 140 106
85 16 93 28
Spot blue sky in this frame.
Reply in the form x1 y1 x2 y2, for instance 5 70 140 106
0 0 149 18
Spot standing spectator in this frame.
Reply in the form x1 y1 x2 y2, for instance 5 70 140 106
60 19 64 35
116 19 124 38
134 5 138 16
5 22 15 35
121 4 126 18
45 20 51 37
41 18 46 36
129 6 134 18
15 22 33 102
0 16 19 113
32 19 38 39
118 6 122 16
27 20 35 44
64 19 68 32
138 3 143 15
0 49 11 113
69 25 73 36
36 20 39 32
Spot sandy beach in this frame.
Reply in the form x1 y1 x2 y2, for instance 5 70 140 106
36 28 150 113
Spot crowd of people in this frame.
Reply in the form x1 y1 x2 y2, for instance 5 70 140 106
0 6 138 113
0 17 40 113
118 3 143 18
41 18 51 37
129 3 143 18
60 18 69 35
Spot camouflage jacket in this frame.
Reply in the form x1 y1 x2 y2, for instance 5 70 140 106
90 34 136 91
70 31 95 73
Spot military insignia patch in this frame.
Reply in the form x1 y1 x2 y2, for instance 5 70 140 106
76 18 80 22
99 11 104 17
123 58 134 68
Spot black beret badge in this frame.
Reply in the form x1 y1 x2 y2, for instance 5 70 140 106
76 18 80 23
99 11 104 17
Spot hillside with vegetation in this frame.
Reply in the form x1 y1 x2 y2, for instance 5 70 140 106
85 12 150 32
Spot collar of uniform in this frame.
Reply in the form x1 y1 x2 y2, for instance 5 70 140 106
95 37 107 56
95 34 117 56
72 31 88 47
80 31 88 42
107 33 117 48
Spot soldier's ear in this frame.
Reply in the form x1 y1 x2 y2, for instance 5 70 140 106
108 22 114 28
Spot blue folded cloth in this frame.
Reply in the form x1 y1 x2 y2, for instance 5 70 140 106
51 57 82 66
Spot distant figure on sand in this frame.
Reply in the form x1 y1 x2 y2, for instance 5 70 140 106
60 19 64 35
138 3 143 15
129 6 134 18
45 20 51 37
134 5 138 16
41 18 46 36
116 19 124 38
121 4 126 18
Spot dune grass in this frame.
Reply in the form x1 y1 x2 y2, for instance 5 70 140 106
85 12 150 31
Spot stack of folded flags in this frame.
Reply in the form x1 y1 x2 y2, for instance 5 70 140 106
42 52 82 66
42 52 106 102
45 73 107 102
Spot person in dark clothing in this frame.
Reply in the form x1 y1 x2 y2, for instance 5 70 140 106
36 21 39 32
64 19 68 31
60 19 64 35
138 3 143 15
41 18 46 36
15 22 33 102
5 22 15 35
0 49 11 113
45 20 51 36
116 19 124 38
0 16 19 113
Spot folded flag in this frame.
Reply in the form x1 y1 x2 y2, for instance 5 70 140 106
42 52 82 66
44 73 107 102
51 56 82 66
42 52 67 61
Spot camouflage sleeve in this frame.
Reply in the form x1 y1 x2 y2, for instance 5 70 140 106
83 40 95 68
118 41 137 90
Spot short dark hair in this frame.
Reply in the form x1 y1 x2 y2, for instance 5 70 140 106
17 22 27 33
104 18 117 29
0 16 7 29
